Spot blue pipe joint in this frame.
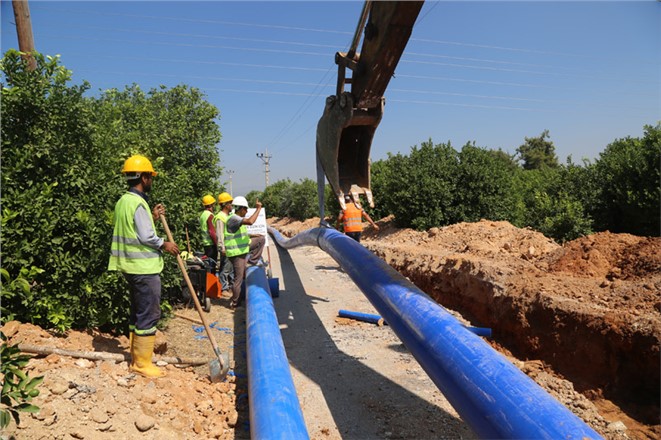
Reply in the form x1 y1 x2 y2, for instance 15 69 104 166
268 227 602 439
245 266 309 440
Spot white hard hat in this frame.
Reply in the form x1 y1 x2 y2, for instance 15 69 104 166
232 196 249 208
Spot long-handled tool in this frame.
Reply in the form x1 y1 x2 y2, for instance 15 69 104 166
160 214 230 382
185 226 192 254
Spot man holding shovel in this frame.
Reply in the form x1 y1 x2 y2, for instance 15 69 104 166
108 154 179 378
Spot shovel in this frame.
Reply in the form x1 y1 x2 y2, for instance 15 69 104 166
160 214 230 382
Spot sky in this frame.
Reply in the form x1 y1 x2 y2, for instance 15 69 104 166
2 1 659 197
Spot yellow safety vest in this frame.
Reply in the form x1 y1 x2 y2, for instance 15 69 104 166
224 216 250 257
108 192 163 274
200 210 213 246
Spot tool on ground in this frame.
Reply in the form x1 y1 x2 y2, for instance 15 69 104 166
160 214 230 382
185 226 192 254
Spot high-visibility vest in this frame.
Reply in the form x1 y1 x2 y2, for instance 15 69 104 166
108 192 164 274
200 210 214 246
224 216 250 257
213 211 229 226
342 204 363 232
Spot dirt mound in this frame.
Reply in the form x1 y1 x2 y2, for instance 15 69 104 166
1 318 243 440
546 232 659 280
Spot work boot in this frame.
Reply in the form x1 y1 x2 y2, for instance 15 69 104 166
130 335 165 378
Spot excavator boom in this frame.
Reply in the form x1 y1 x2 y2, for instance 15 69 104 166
317 1 423 211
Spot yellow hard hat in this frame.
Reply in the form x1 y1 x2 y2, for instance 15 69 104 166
202 195 216 206
121 155 157 179
218 192 233 204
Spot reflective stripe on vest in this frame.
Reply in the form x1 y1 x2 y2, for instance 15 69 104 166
224 219 250 257
200 210 213 246
108 192 164 274
343 204 363 232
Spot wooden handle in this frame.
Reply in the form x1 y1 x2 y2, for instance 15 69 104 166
185 226 192 254
160 215 223 356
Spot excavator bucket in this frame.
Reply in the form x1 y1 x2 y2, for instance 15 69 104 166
315 1 424 211
316 92 382 210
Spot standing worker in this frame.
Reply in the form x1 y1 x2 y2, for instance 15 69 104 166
224 196 265 309
200 194 218 261
108 154 179 378
214 192 235 292
336 195 379 243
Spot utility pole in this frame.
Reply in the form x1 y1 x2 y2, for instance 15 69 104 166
12 0 37 70
256 148 272 189
227 170 234 196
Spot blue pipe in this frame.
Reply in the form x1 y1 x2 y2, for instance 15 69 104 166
466 326 492 338
269 226 602 439
338 309 385 325
245 266 309 440
338 309 491 337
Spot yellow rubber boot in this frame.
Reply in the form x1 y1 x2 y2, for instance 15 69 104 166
130 335 165 378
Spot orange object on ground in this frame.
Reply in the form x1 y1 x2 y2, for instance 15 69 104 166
206 272 222 299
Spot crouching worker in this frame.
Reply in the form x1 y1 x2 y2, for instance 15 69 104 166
108 155 179 378
225 196 265 309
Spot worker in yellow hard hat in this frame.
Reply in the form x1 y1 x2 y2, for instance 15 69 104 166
108 154 179 378
200 194 218 261
213 192 235 292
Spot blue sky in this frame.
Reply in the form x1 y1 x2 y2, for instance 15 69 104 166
2 1 659 197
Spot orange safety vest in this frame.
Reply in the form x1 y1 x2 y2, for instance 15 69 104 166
342 204 363 232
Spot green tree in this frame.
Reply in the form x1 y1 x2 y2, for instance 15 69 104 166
260 179 293 217
592 124 661 236
285 178 319 221
2 51 99 331
516 130 559 170
511 167 593 242
372 139 458 230
454 142 517 223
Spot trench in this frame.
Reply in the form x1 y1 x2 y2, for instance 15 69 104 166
369 247 660 430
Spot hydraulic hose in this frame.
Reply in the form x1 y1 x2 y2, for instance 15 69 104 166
245 266 309 440
269 226 602 439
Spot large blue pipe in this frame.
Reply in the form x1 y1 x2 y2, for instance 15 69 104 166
245 266 309 440
269 226 602 439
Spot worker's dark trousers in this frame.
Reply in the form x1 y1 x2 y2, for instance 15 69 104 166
228 236 267 305
124 273 161 335
218 255 234 291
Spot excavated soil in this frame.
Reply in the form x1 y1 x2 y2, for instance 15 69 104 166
270 216 661 439
2 217 659 439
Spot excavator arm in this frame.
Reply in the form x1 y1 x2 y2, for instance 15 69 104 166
316 0 424 214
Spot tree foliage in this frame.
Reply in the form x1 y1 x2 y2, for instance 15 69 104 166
591 124 660 236
516 130 559 170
